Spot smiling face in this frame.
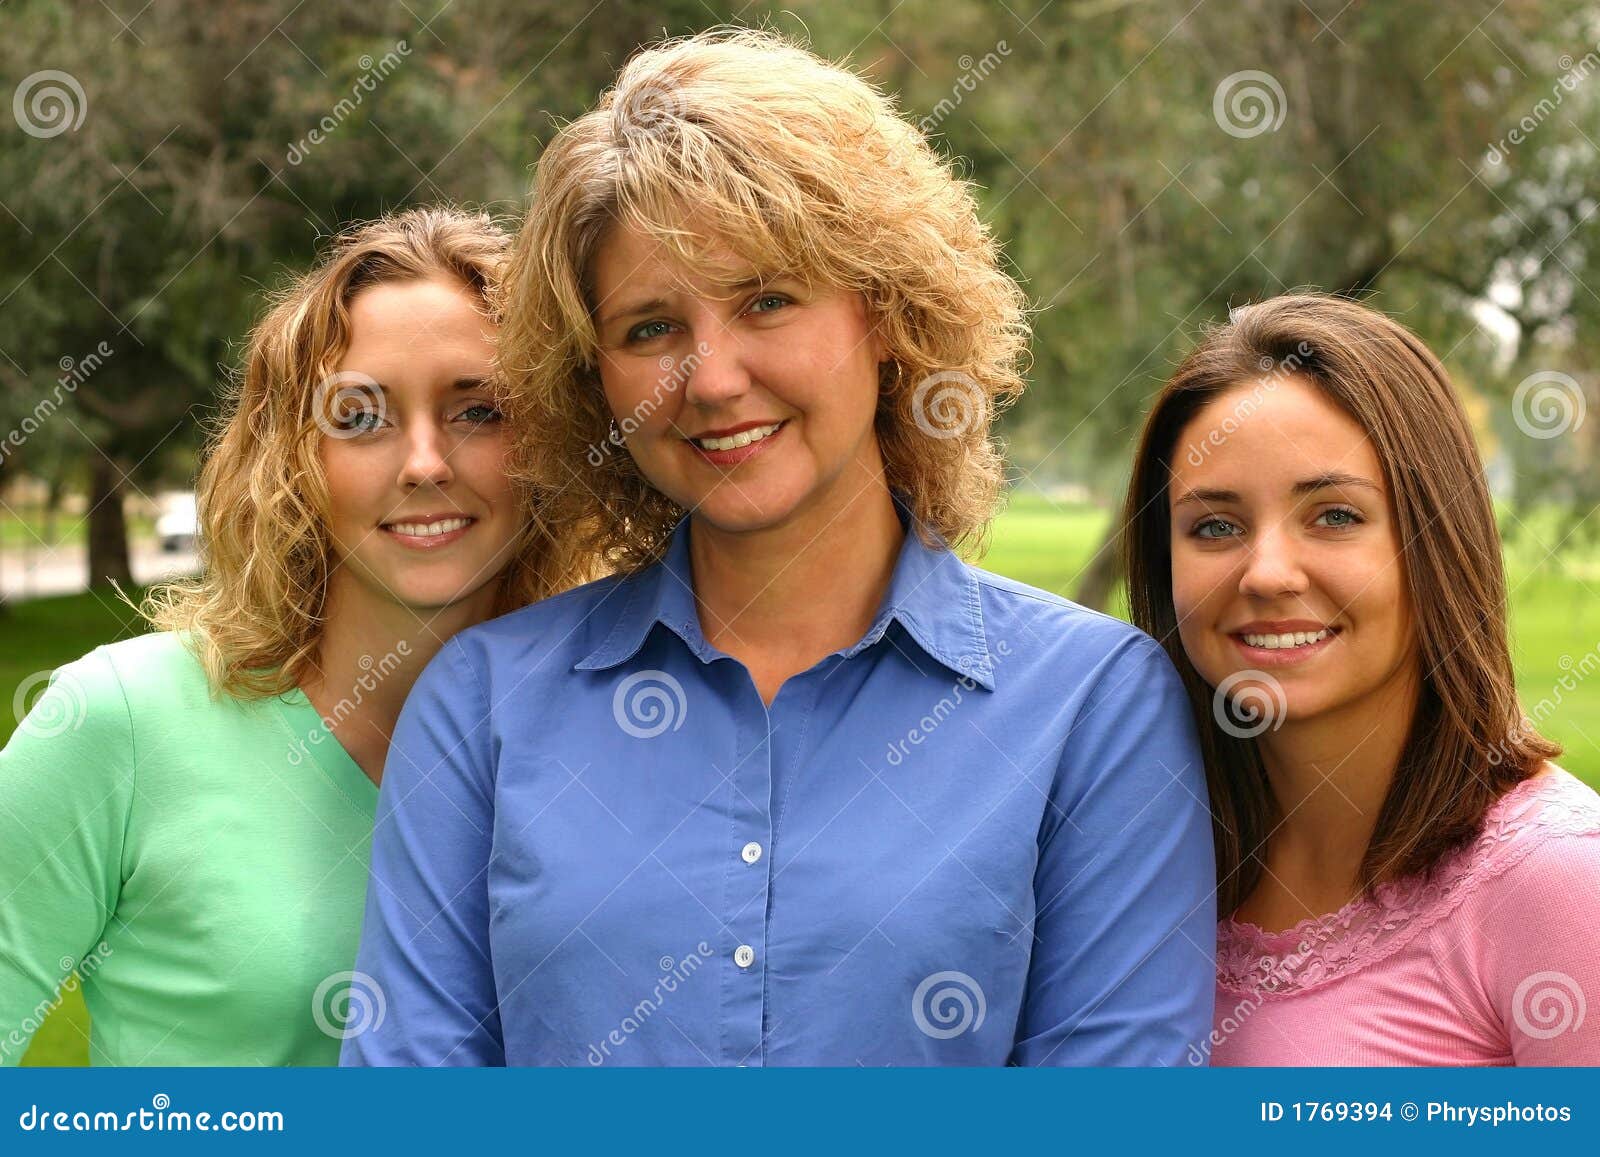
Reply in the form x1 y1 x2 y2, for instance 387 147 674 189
318 276 519 618
587 220 889 536
1168 375 1418 726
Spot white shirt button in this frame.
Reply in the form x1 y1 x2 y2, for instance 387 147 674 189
741 841 763 864
734 944 755 968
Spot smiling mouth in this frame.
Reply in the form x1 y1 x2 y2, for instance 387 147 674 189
1226 625 1342 665
686 420 786 452
379 515 477 547
1237 628 1336 650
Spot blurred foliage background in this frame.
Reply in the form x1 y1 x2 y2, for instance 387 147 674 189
2 0 1597 598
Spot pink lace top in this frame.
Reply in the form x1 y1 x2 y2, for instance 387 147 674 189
1207 767 1600 1066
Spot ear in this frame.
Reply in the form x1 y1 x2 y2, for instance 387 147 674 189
868 305 896 391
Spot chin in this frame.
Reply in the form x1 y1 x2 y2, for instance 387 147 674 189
686 487 807 535
382 573 496 613
1250 679 1350 728
719 463 835 523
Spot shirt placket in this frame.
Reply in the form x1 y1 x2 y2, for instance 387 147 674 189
721 671 775 1066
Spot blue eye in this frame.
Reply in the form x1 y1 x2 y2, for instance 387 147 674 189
627 320 673 343
1193 517 1240 540
1317 506 1362 528
458 403 502 425
749 293 789 313
338 408 384 433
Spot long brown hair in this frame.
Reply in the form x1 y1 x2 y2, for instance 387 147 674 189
1122 292 1560 915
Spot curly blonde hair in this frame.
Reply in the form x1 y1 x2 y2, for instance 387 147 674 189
145 206 596 699
497 27 1030 573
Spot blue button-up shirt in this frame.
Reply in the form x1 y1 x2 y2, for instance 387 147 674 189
344 511 1215 1066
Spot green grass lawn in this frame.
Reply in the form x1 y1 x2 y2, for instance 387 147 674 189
0 513 155 549
5 497 1598 1065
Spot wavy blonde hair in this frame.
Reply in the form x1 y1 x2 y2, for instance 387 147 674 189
498 27 1030 572
146 206 595 699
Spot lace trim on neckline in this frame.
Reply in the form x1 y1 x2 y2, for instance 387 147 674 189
1217 770 1600 999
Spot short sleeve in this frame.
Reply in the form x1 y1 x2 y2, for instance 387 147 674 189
1472 830 1600 1064
0 650 133 1065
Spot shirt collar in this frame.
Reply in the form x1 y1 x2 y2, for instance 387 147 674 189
576 498 994 690
576 517 715 671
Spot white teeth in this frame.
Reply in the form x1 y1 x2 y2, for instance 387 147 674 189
386 517 471 537
1242 629 1331 649
693 422 782 452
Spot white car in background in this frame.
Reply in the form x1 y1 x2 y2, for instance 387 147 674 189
155 491 198 553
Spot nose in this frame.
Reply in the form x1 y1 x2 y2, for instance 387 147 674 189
1237 523 1309 600
397 419 454 489
680 319 752 410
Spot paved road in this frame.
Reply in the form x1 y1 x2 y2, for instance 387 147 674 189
0 540 199 601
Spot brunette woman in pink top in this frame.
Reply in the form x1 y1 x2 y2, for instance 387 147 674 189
1122 293 1600 1065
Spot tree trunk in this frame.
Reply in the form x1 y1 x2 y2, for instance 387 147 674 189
86 454 132 589
43 470 65 545
1073 519 1123 612
0 459 7 615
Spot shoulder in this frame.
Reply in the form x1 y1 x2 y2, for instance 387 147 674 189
76 630 216 716
1433 767 1600 932
1436 769 1600 1033
1467 767 1600 887
1482 766 1600 853
421 572 636 685
963 561 1176 683
82 629 208 685
948 562 1193 760
16 631 202 730
969 563 1157 646
33 631 274 755
463 570 633 643
1 634 188 773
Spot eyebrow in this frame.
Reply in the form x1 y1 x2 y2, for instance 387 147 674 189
1170 471 1383 507
595 275 773 328
360 377 492 393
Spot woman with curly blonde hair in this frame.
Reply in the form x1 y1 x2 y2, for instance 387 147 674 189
349 29 1216 1067
0 207 588 1066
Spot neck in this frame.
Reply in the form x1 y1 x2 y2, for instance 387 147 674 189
302 571 499 784
690 462 903 704
1253 662 1422 898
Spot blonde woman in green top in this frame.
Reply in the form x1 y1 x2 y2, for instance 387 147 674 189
0 207 591 1065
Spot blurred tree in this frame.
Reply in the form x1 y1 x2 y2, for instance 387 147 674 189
0 0 737 585
2 0 1594 606
821 0 1599 604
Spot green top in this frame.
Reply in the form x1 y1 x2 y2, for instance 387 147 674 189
0 631 377 1066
